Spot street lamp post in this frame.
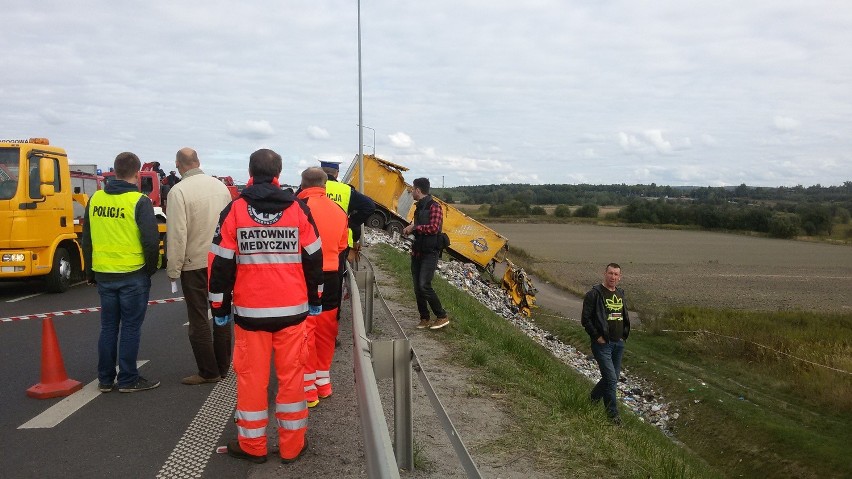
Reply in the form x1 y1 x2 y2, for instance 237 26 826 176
357 0 364 193
358 124 376 155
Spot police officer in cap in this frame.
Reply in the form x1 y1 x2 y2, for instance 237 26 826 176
319 160 375 262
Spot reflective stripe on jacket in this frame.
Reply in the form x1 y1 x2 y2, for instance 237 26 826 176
88 189 145 273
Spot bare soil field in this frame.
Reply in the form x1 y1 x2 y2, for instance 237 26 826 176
488 222 852 312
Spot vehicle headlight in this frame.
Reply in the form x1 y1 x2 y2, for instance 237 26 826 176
2 253 26 262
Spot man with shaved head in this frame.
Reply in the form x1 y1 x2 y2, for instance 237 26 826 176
297 167 348 407
167 147 234 385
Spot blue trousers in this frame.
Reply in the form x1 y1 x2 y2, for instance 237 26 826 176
590 340 625 418
97 272 151 387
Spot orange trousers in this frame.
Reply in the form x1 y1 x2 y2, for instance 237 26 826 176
302 314 318 403
303 309 338 399
314 308 339 397
233 322 308 460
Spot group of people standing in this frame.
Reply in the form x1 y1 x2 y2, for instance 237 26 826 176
81 147 378 463
80 146 631 461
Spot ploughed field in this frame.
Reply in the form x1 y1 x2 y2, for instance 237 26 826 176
488 223 852 312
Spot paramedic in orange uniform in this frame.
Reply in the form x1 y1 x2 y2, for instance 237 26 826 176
209 149 323 464
296 167 349 407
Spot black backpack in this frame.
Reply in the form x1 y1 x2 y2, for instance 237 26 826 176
439 232 451 251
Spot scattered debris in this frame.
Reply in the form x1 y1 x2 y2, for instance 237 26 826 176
363 228 679 434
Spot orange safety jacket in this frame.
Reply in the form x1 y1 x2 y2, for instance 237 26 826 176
208 180 324 332
296 187 349 272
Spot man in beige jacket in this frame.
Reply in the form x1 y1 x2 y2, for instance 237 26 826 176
167 148 234 385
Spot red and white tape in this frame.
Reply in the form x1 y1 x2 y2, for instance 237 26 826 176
0 297 185 323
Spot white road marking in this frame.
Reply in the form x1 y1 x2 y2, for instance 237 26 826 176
18 360 149 429
6 293 43 303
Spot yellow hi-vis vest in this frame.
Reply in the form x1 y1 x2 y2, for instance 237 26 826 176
88 190 146 273
325 180 354 247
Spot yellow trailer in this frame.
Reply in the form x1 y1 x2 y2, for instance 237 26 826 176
344 155 508 271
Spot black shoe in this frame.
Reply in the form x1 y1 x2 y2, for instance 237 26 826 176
98 383 114 393
227 439 267 464
610 416 623 427
281 439 308 464
118 377 161 393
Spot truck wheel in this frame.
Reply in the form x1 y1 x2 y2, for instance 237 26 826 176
45 248 71 293
366 212 385 230
385 220 404 235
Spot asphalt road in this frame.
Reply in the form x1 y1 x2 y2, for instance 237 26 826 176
2 260 592 479
0 271 300 479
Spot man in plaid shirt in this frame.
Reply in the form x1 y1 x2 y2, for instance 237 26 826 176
402 177 450 330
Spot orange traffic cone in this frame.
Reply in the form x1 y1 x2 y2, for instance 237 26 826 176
26 317 83 399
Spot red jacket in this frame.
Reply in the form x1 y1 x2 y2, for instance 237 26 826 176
297 187 348 272
208 181 323 332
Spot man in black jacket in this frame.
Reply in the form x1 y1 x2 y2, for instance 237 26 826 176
402 177 449 330
581 263 631 424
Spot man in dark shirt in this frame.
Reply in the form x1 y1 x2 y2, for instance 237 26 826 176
402 177 449 330
581 263 631 424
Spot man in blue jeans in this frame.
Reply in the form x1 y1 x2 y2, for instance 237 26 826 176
581 263 631 424
82 152 161 393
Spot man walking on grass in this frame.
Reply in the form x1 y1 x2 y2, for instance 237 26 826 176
402 177 449 330
581 263 631 424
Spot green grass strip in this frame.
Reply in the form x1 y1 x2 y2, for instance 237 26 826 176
372 244 717 479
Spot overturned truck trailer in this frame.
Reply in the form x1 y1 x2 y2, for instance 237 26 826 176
344 155 509 271
344 155 537 315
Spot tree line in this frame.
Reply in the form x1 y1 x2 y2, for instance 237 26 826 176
433 181 852 239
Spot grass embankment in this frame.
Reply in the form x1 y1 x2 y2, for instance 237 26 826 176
506 245 852 478
372 244 717 479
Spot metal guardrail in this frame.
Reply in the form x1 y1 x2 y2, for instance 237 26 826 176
353 260 483 479
347 268 401 479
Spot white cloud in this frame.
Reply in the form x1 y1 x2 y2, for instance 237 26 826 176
618 132 643 153
2 1 851 187
389 132 414 149
306 125 330 140
773 116 800 132
227 120 275 140
643 130 673 154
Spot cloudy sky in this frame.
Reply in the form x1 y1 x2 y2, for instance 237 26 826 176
3 1 851 187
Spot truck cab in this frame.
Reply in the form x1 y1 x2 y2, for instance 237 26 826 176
0 138 94 292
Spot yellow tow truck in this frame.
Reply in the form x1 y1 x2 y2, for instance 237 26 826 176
0 138 165 293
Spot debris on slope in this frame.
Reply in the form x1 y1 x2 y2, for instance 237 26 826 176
363 228 678 434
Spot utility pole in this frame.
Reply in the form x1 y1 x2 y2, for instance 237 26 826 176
357 0 364 193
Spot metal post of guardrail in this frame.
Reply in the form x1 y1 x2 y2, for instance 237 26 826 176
348 270 401 479
393 339 413 470
371 338 414 471
365 270 375 334
356 270 374 333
